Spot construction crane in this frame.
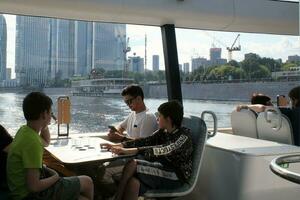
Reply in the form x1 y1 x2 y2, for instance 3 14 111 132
227 34 241 61
122 37 131 76
204 32 241 61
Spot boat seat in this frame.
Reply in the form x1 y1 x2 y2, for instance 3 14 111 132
231 108 258 138
143 114 208 199
257 107 294 145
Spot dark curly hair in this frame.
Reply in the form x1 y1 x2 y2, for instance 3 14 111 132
158 100 183 128
121 84 144 100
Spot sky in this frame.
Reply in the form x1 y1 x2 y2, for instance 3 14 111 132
4 14 300 79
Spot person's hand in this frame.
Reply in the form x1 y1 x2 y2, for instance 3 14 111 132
100 143 123 151
40 126 50 147
108 128 115 134
110 147 138 155
236 105 247 112
107 131 125 141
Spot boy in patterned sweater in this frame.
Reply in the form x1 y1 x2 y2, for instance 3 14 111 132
101 100 193 200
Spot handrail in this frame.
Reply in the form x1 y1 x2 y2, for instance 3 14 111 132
201 111 217 138
264 107 282 131
270 154 300 184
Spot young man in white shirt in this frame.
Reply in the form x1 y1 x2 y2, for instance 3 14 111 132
98 85 158 198
108 84 158 141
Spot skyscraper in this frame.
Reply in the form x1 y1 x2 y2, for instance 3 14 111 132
152 55 159 71
50 19 75 80
0 15 7 81
74 21 93 77
210 48 221 62
191 57 208 72
179 64 183 71
15 16 51 86
6 68 11 80
15 16 126 87
128 55 144 73
209 47 226 66
92 23 126 71
183 63 190 74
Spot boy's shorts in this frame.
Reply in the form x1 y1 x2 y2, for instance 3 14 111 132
135 159 183 195
24 176 80 200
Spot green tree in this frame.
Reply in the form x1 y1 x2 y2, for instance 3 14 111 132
206 65 246 80
260 57 282 72
228 60 240 68
282 62 297 71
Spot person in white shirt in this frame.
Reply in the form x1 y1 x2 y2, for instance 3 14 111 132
108 84 158 141
97 85 158 199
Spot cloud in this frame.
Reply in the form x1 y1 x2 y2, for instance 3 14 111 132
4 18 299 76
242 36 300 61
128 24 299 69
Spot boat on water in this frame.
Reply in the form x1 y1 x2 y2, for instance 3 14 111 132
0 0 299 200
71 78 135 97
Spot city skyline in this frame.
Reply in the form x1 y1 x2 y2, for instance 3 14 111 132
13 16 126 86
3 14 300 79
0 15 6 81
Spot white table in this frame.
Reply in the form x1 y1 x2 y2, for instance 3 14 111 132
45 134 132 165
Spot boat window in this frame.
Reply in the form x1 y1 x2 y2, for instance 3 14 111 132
0 14 168 135
175 27 299 128
0 13 299 134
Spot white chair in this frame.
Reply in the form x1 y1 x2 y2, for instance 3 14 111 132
231 109 258 138
257 107 294 145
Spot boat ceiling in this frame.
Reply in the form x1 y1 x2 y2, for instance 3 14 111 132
0 0 299 35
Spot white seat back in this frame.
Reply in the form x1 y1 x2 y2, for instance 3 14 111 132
231 109 258 138
257 107 294 145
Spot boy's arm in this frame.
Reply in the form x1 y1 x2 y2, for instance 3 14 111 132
40 126 51 147
26 168 60 193
140 133 192 161
236 104 267 113
122 129 162 148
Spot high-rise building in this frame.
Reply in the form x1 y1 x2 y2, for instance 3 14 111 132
210 47 221 64
192 57 208 72
74 21 93 77
152 55 159 71
128 55 144 73
288 55 300 62
183 63 190 74
92 23 126 71
0 15 7 81
179 64 183 71
209 48 227 66
15 16 51 87
6 68 11 80
49 19 76 80
16 16 126 86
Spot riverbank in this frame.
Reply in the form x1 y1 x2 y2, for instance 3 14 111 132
2 80 298 102
145 80 299 101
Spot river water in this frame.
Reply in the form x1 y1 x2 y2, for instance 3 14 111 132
0 91 244 136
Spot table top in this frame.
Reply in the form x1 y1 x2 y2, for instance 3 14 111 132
208 132 300 156
45 134 132 165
